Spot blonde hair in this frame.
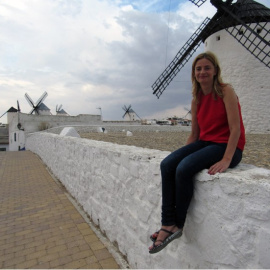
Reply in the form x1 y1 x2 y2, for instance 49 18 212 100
191 51 225 102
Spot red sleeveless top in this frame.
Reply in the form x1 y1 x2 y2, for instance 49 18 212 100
197 91 245 151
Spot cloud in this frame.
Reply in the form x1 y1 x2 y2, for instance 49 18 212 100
177 1 216 24
0 0 269 123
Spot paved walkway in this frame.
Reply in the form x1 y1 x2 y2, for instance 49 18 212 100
0 151 124 269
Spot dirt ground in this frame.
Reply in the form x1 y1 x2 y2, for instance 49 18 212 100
79 131 270 170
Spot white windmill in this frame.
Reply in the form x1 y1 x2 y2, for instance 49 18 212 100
122 105 141 121
152 0 270 133
56 104 69 116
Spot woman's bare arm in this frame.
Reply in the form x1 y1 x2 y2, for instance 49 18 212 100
208 85 241 175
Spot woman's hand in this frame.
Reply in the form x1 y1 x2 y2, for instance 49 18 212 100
208 158 231 175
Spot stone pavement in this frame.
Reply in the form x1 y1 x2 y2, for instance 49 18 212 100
0 151 126 269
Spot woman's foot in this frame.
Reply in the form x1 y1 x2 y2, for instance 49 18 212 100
149 225 182 254
150 230 159 242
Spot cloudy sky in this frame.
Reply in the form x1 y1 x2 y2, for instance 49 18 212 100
0 0 269 122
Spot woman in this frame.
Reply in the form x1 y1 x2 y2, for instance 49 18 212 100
149 51 245 254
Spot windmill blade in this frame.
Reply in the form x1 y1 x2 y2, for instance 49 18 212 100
124 105 131 112
29 108 36 115
25 93 35 107
122 105 131 112
56 104 63 112
188 0 207 7
152 15 222 98
133 110 141 120
17 100 21 112
0 111 7 119
189 0 232 7
127 105 132 112
210 0 270 68
225 22 269 68
36 91 48 107
184 107 191 114
152 0 270 99
122 106 127 118
122 111 128 118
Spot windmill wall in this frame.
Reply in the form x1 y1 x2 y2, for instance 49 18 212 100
123 112 137 121
204 23 270 133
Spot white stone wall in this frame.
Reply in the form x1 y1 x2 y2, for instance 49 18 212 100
8 112 102 135
26 132 270 269
205 23 270 133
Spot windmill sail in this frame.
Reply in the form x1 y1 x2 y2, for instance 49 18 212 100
189 0 208 6
25 93 37 114
209 0 270 68
0 112 7 119
122 104 141 120
152 16 220 98
122 105 132 118
25 93 35 107
152 0 270 98
25 91 48 115
35 92 48 108
17 100 21 112
225 22 269 67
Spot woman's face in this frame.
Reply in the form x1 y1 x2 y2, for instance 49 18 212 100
194 58 217 85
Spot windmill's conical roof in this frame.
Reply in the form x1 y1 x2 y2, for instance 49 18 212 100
205 0 270 38
7 107 18 113
233 0 270 21
37 103 50 111
58 109 68 114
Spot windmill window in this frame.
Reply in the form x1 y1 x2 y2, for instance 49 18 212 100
216 36 220 41
14 133 16 142
238 29 244 35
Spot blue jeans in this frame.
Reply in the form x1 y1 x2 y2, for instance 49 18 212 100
160 140 242 228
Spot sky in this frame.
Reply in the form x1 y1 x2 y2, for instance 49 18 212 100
0 0 269 122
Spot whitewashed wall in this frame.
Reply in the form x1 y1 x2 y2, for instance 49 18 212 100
8 112 102 135
26 132 270 269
